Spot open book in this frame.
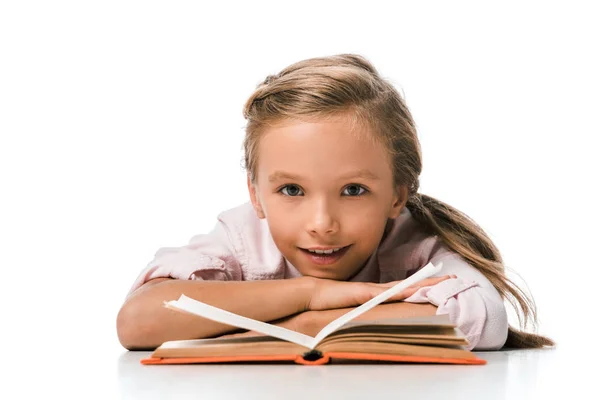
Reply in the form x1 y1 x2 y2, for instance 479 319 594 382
141 262 486 366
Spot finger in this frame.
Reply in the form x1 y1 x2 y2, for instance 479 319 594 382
388 275 458 301
381 274 456 289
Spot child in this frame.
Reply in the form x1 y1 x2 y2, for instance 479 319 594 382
117 54 554 351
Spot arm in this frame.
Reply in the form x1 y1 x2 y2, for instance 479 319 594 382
117 275 452 350
403 254 509 350
221 302 438 339
297 302 438 337
117 277 314 350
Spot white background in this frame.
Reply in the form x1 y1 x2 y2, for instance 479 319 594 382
1 1 598 397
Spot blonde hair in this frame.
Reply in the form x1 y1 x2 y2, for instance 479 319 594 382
242 54 554 349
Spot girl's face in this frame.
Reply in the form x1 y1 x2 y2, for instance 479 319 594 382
248 116 407 280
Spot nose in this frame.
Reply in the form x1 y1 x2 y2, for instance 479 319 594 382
305 200 339 236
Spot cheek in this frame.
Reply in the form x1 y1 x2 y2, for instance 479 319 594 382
265 212 299 246
344 207 387 231
348 222 384 248
343 214 389 250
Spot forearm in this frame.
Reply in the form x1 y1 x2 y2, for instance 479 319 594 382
300 302 438 337
117 277 314 350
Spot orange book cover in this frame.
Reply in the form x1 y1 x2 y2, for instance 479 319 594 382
141 351 487 366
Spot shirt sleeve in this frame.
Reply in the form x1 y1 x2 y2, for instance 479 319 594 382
126 220 243 297
402 252 509 350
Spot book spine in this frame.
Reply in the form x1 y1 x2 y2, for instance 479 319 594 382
295 352 330 365
302 349 323 361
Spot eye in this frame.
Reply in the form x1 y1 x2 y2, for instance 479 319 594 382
343 184 368 196
279 184 304 197
278 184 368 197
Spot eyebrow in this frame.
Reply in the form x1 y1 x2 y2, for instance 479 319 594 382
268 169 381 183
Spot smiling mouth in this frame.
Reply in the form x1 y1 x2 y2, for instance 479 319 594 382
298 245 352 266
299 245 352 254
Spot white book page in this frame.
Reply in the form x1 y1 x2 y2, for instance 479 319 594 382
164 296 316 348
163 261 442 350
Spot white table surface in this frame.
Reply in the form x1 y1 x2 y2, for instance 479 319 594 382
5 338 592 399
5 324 599 400
87 345 592 399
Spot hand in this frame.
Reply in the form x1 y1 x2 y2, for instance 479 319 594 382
307 274 456 311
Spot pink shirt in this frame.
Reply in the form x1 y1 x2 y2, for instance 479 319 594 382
128 202 508 350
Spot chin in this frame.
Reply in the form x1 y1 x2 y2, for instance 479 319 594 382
297 267 351 281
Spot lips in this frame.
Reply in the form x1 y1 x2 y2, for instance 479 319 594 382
299 245 351 253
298 245 352 266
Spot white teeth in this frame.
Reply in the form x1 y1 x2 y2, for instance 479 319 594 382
308 247 342 254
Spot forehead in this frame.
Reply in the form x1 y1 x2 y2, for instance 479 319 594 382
256 117 393 184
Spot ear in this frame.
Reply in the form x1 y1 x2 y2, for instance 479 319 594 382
247 174 266 219
388 185 408 219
